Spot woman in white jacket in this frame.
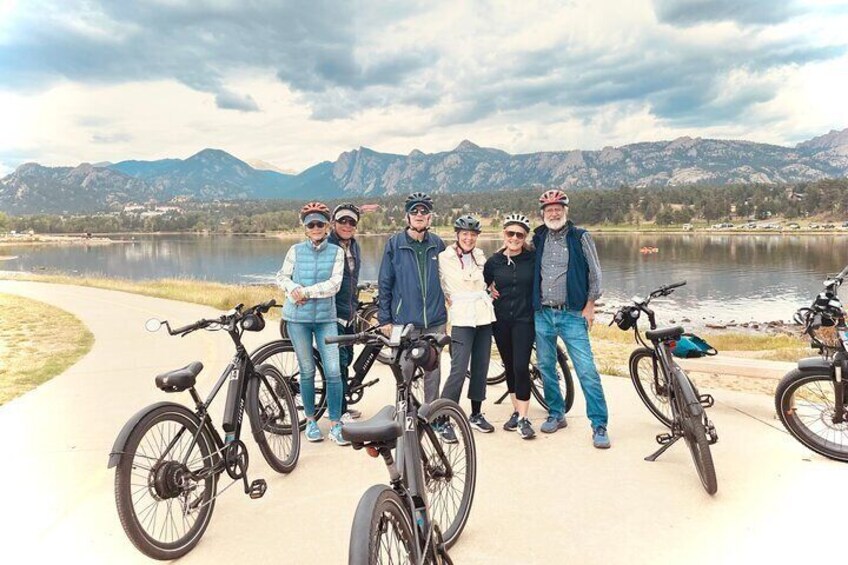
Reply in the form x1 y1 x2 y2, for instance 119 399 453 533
438 214 497 436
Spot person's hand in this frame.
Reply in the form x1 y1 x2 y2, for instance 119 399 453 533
290 287 308 305
489 283 500 300
445 297 452 307
582 301 595 330
379 324 393 337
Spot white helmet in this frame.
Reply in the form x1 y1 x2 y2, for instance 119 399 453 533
503 213 531 232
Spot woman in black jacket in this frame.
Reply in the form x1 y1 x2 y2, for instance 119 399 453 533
483 213 537 440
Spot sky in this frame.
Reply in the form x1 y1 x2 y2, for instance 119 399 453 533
2 0 848 176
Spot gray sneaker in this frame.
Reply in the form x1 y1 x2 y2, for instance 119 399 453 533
593 425 611 449
540 415 567 434
469 413 495 433
503 411 520 431
517 418 536 440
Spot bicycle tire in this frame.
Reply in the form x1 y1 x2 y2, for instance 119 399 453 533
419 398 477 549
775 369 848 462
674 370 718 495
249 340 327 430
114 403 218 560
349 484 416 565
629 348 673 428
529 343 576 414
246 365 301 473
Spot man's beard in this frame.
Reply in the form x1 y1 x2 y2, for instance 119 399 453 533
544 217 567 231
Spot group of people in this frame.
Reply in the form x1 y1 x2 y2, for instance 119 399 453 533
275 189 611 449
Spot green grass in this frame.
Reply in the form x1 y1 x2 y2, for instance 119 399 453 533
0 293 94 405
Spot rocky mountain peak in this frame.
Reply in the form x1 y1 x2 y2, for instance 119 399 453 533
455 139 481 152
797 127 848 151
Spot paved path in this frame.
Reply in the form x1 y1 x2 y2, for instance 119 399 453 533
0 280 844 564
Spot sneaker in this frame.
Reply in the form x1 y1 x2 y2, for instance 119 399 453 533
329 423 351 446
517 418 536 440
540 415 567 434
305 420 323 442
592 425 611 449
436 421 458 444
469 413 495 433
340 409 361 423
503 411 520 431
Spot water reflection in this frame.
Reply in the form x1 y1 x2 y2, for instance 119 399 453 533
2 233 846 324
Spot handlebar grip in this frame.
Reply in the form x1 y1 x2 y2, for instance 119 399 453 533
433 333 451 347
666 280 687 290
171 322 199 335
257 299 276 312
325 334 361 345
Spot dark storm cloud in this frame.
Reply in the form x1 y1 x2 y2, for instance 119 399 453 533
653 0 801 26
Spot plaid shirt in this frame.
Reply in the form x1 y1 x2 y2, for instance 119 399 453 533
540 229 602 306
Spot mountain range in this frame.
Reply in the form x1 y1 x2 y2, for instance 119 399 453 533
2 129 847 214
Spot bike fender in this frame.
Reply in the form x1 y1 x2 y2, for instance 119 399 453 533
107 401 186 468
797 357 832 373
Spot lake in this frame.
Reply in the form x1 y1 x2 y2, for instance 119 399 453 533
2 233 847 325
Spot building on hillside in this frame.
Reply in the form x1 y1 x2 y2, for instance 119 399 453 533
360 204 381 213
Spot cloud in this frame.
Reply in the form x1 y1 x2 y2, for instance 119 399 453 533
91 132 133 144
653 0 801 26
214 90 259 112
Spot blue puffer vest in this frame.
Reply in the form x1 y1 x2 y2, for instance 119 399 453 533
282 239 342 324
532 222 590 312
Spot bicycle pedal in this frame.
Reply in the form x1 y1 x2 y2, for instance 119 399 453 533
655 432 673 445
248 479 267 499
707 424 719 444
699 394 715 408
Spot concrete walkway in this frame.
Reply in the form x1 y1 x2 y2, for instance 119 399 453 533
0 280 844 564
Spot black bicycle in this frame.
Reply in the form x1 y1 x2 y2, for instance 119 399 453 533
107 300 300 560
612 281 719 495
329 325 476 564
488 341 576 413
776 264 848 462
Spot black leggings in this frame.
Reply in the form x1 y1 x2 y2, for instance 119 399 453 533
492 320 533 402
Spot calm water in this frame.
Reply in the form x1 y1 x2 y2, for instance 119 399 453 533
3 233 847 325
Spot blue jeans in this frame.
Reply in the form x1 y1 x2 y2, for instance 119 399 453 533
534 308 608 428
287 321 343 422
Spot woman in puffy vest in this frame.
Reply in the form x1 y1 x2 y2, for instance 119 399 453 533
438 214 497 437
276 202 348 446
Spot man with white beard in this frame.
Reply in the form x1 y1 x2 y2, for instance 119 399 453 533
531 189 610 448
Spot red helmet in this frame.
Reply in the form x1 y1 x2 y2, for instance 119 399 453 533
538 189 569 210
300 202 331 222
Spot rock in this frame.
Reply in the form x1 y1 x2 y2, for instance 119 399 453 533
682 318 691 323
706 323 727 329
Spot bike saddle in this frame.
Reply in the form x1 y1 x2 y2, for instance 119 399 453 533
155 361 203 392
341 405 401 444
645 325 684 342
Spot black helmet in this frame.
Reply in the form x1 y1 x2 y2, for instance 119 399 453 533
405 192 434 213
503 213 531 232
332 203 361 222
453 214 481 233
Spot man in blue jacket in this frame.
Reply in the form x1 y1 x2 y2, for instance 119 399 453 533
329 203 363 422
533 189 610 449
378 192 447 403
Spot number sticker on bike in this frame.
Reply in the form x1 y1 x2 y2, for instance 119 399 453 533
405 416 414 432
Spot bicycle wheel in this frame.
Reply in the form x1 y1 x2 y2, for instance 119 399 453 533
465 339 507 385
629 348 673 428
250 340 327 429
674 370 718 495
246 365 301 473
114 404 218 560
529 343 575 413
419 398 477 549
776 369 848 462
349 485 415 565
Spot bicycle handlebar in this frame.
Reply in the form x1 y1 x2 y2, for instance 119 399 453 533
161 299 277 336
649 280 687 299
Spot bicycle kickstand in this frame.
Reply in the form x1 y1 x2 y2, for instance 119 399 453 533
644 433 681 462
494 389 510 405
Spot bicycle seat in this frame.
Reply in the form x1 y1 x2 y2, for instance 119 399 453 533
155 362 203 392
645 326 684 342
341 405 401 444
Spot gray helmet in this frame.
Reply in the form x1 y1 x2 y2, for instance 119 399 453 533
405 192 434 213
454 214 482 233
332 203 361 222
503 213 531 232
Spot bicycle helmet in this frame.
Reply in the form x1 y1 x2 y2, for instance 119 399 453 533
332 203 361 222
538 189 569 209
300 202 331 223
405 192 434 213
453 214 481 233
503 213 531 232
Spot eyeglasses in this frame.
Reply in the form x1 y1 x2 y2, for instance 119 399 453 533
505 230 527 240
336 217 358 227
409 207 431 216
306 221 327 229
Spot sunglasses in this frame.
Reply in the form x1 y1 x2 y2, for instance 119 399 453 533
409 207 431 216
336 217 358 227
306 221 327 229
505 230 527 240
